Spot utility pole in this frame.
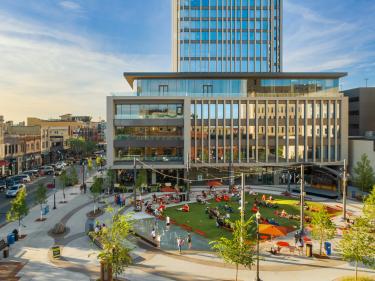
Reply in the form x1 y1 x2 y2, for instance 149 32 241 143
343 159 347 220
186 153 190 201
300 164 305 233
133 157 137 210
365 78 369 88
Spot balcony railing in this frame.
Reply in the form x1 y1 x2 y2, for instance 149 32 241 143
114 155 183 162
114 135 184 141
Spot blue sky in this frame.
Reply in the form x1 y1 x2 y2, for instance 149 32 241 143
0 0 374 122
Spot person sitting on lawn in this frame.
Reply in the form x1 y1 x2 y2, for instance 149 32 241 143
152 193 157 203
182 204 190 212
202 190 207 199
268 195 273 201
261 194 266 201
280 209 288 217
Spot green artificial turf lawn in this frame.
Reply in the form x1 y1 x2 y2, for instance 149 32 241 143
163 194 327 241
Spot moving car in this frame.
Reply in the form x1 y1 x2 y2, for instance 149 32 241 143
6 184 26 198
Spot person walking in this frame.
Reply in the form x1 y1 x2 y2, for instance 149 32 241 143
166 216 170 226
187 233 192 249
177 237 184 253
151 228 156 241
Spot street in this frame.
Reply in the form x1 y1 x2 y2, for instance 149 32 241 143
0 164 97 225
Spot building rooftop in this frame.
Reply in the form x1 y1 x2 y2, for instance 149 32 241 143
124 72 348 88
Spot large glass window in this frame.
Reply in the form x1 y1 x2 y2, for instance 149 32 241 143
115 104 183 119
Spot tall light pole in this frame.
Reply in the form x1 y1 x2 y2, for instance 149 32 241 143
300 164 305 234
186 153 190 201
240 173 245 224
133 157 137 211
53 176 57 210
342 159 347 220
255 210 261 281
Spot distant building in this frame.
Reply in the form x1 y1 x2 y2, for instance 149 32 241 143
349 133 375 176
343 87 375 136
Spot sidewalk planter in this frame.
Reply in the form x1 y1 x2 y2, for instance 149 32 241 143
100 261 113 281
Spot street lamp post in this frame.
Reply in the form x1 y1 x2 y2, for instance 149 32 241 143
300 164 305 234
133 157 137 211
255 210 261 281
53 176 57 210
342 159 347 220
186 153 190 201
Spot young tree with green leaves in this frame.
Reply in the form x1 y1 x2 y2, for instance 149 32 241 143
35 184 47 220
363 186 375 222
90 206 133 280
311 208 337 255
339 217 375 281
69 166 79 185
353 154 375 193
7 188 29 236
106 168 116 194
210 218 256 281
59 170 69 202
90 176 103 214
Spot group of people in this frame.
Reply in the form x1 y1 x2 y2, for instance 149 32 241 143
114 193 126 207
94 221 107 234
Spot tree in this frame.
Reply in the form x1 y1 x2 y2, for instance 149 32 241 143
363 186 375 222
59 170 69 202
135 169 147 190
35 184 47 220
7 188 29 236
210 218 256 281
90 176 103 214
68 138 97 157
105 168 116 194
69 166 79 185
353 154 375 193
90 206 133 280
311 208 336 256
339 217 375 281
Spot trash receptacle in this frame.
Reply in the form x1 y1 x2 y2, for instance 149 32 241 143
7 234 15 245
12 229 19 241
3 247 9 258
324 242 332 256
306 243 313 257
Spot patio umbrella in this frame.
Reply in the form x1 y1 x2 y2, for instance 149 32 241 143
207 180 222 187
258 224 288 237
276 241 290 247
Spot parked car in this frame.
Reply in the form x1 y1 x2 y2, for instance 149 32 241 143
30 169 40 177
19 174 31 182
39 166 54 176
0 179 7 192
8 176 23 184
6 184 26 198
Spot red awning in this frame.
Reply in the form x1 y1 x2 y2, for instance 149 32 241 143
0 160 8 167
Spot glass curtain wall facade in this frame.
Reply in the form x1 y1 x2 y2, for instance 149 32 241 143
172 0 282 72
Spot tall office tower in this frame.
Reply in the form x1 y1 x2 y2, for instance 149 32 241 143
172 0 282 72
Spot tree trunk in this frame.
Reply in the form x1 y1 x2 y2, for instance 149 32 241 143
235 263 238 281
40 204 43 221
355 260 358 281
320 237 322 256
18 218 21 237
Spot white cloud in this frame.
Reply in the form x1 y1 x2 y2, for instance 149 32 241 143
0 11 169 122
283 0 375 79
59 1 81 11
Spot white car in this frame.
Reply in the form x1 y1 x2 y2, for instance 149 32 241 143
19 174 31 183
6 184 26 198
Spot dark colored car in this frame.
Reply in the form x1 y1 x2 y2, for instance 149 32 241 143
0 179 6 192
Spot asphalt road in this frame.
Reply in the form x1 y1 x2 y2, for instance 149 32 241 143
0 164 97 225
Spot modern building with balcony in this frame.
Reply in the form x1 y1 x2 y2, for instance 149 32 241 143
172 0 282 72
107 72 349 188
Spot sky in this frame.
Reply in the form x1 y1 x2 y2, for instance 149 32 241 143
0 0 374 122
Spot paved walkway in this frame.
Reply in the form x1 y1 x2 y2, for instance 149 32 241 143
1 182 374 281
